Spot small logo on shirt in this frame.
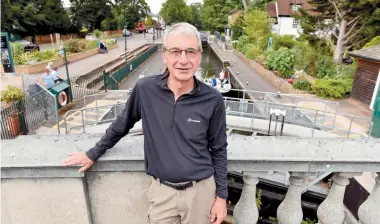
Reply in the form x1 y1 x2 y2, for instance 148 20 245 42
187 118 200 123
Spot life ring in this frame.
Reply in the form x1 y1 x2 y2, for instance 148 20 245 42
58 91 68 107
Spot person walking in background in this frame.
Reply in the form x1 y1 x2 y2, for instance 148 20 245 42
63 22 228 224
40 68 56 89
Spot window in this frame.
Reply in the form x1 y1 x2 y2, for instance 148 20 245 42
292 19 299 28
292 4 301 11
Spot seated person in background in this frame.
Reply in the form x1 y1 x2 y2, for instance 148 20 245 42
51 68 64 84
211 75 217 87
40 68 56 89
99 42 108 54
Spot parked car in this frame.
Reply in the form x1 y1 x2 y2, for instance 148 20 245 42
13 40 40 53
122 29 132 37
85 33 98 41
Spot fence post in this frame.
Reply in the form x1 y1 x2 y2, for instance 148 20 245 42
103 71 108 92
16 101 28 135
54 95 60 134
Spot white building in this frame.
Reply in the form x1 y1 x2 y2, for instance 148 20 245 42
267 0 317 38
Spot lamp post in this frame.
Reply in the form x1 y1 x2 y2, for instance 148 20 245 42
124 26 127 52
59 46 72 101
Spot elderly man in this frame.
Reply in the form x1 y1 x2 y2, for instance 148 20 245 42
63 22 228 224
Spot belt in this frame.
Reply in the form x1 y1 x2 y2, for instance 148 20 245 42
153 177 201 191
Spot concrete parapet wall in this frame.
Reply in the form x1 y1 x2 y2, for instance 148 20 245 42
1 178 91 224
1 135 379 223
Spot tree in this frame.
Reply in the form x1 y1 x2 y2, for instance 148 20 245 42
297 0 380 64
119 0 150 29
70 0 112 30
100 0 149 30
201 0 242 32
159 0 191 25
189 3 203 29
145 15 154 28
1 0 71 35
243 9 272 49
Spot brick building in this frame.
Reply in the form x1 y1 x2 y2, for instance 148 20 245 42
349 45 380 109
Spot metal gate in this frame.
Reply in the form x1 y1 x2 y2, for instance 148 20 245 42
21 73 59 133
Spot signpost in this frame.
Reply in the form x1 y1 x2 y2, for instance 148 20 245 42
124 26 127 52
1 32 15 73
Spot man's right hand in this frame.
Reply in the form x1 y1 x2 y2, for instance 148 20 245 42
63 152 94 173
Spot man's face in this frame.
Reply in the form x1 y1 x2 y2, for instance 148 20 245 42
163 33 201 82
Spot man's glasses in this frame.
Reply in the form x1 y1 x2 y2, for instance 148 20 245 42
164 48 200 59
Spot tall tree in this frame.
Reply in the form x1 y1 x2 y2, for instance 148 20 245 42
189 3 203 28
117 0 150 29
297 0 380 64
201 0 242 32
159 0 191 25
70 0 112 30
100 0 149 30
1 0 71 35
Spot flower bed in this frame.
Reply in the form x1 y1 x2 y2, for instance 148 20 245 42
10 44 117 74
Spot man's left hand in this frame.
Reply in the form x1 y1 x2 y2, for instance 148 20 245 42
210 196 227 224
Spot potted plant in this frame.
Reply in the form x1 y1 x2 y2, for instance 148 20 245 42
1 86 25 136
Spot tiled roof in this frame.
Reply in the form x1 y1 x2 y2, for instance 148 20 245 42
267 2 277 17
267 0 317 17
349 45 380 62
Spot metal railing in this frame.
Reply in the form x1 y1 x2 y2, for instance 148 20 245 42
62 90 372 138
63 91 131 133
223 96 372 138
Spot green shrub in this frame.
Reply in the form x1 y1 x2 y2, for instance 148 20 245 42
362 36 380 49
231 15 244 41
316 55 335 78
245 44 263 59
312 78 353 98
94 29 102 38
265 48 296 77
0 86 24 103
64 39 88 54
333 63 356 79
237 35 251 53
30 50 59 62
14 53 29 65
87 40 98 50
273 34 297 50
293 80 312 91
293 41 314 71
11 42 25 56
80 27 88 33
103 38 116 45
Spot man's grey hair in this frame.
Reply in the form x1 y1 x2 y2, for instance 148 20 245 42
163 22 202 51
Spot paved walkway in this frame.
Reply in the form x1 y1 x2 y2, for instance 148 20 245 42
34 33 160 78
210 41 279 93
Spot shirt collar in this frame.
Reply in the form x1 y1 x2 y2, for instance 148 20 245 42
158 71 201 95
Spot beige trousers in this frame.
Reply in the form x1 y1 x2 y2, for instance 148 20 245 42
146 175 216 224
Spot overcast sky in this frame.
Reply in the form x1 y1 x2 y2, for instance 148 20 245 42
62 0 203 14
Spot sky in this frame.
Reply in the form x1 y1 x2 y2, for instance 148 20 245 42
62 0 203 15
